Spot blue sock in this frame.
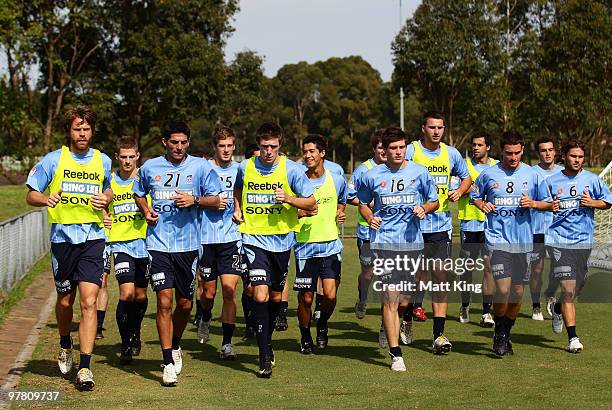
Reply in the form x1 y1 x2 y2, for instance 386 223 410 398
433 317 445 339
567 326 577 340
78 353 91 370
254 302 270 357
60 334 72 349
222 322 235 345
162 348 173 365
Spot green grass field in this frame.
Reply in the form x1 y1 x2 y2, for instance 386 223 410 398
16 239 612 409
0 185 35 222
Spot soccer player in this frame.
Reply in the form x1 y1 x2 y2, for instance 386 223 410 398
134 121 223 386
545 140 612 352
346 130 387 345
294 134 347 354
357 127 438 371
530 137 563 320
104 137 149 364
472 130 552 356
233 123 316 378
197 127 247 359
405 111 471 354
26 105 112 390
456 132 497 326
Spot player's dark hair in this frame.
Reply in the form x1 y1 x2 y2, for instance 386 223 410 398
302 134 327 153
381 127 407 149
64 105 97 134
472 131 492 148
213 126 236 145
370 128 384 149
256 122 283 144
115 136 138 153
163 120 190 140
422 110 445 126
500 130 523 149
244 143 259 159
535 136 556 151
561 139 586 155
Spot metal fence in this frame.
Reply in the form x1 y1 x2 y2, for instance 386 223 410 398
0 210 50 295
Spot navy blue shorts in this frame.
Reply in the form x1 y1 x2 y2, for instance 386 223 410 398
243 244 290 292
550 247 591 290
423 231 452 260
460 230 489 259
51 239 105 294
293 254 342 292
103 245 112 274
357 238 374 268
530 234 547 262
148 250 198 299
491 250 530 285
113 252 149 288
198 241 247 282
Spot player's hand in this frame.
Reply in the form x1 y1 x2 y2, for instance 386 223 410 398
581 190 596 207
520 193 534 208
413 205 426 219
103 214 112 229
552 196 560 212
172 190 195 208
482 202 496 213
90 192 109 210
336 209 346 224
232 209 244 224
274 187 288 203
447 189 461 202
300 208 318 217
144 209 159 225
368 216 382 230
46 190 62 208
216 193 228 210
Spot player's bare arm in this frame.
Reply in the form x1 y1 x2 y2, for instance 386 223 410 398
473 198 495 213
359 203 381 229
91 188 112 211
135 195 158 225
336 204 346 224
275 188 317 211
520 193 553 211
581 190 612 210
448 176 472 202
26 188 62 208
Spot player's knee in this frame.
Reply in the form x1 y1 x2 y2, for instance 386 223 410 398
79 295 97 312
221 285 236 301
56 295 73 310
299 291 314 306
561 289 576 302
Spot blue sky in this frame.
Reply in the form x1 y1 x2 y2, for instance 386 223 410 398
225 0 420 82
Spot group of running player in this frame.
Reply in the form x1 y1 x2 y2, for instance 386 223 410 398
25 106 611 389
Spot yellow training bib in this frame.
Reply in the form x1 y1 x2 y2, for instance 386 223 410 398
412 141 451 213
106 173 149 242
296 170 339 243
458 158 497 221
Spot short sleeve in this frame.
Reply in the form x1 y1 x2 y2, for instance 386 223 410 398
357 173 374 205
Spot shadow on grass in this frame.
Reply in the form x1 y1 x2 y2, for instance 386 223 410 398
19 359 73 380
95 342 163 383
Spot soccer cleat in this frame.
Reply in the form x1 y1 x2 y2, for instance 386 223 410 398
552 310 564 334
119 347 133 365
300 339 314 355
316 328 329 350
532 307 544 321
567 337 583 353
75 368 95 390
505 337 514 355
312 310 321 321
459 305 470 324
432 335 452 355
95 329 104 340
172 348 183 375
198 319 211 344
242 326 255 341
413 307 428 322
354 300 367 319
493 333 509 356
219 343 237 360
379 325 388 348
275 316 288 332
161 363 178 386
479 313 495 328
390 354 407 372
257 355 273 378
58 347 73 375
193 310 203 326
400 320 413 345
131 334 142 356
546 296 557 318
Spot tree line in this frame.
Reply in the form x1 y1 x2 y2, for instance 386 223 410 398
0 0 609 173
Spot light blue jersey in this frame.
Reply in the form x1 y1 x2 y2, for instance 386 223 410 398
357 162 438 250
472 162 552 253
294 170 347 259
405 141 470 234
531 164 563 234
26 147 112 244
235 156 315 252
546 170 612 248
201 161 241 244
460 160 498 232
134 155 222 252
107 172 148 258
300 159 345 177
348 158 377 241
